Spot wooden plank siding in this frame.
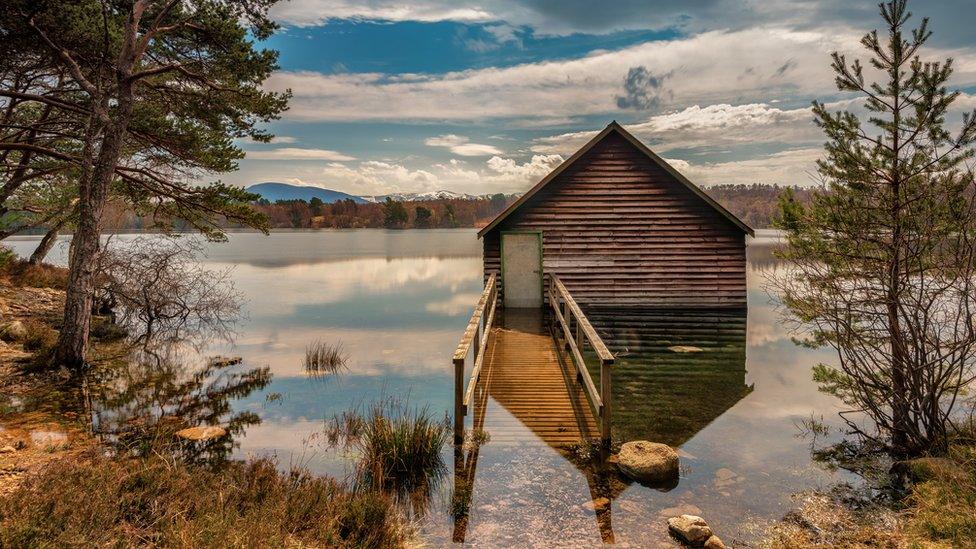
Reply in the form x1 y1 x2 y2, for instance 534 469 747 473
483 131 747 308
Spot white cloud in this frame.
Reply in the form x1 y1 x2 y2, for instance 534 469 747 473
533 103 818 155
668 148 824 186
266 28 864 122
265 25 976 124
245 147 355 161
270 1 492 27
487 154 563 179
425 134 504 156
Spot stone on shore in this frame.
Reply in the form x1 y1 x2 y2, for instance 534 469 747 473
616 440 679 485
704 535 727 549
667 514 713 546
175 426 227 441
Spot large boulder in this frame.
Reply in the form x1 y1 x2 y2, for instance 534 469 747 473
616 440 679 485
667 514 713 546
0 320 26 342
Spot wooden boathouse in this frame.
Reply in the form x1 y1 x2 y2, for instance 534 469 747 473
452 120 754 442
480 121 753 309
450 122 753 541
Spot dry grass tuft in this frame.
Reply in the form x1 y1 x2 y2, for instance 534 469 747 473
0 451 409 548
0 259 68 290
22 320 57 353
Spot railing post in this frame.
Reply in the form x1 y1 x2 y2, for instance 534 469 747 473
454 357 465 444
575 316 583 351
600 359 612 446
473 324 480 364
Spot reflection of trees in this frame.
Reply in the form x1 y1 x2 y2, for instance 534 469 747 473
86 351 271 465
746 241 788 272
585 308 752 447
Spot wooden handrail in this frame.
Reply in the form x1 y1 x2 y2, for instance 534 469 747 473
453 273 498 443
549 275 615 445
552 277 613 362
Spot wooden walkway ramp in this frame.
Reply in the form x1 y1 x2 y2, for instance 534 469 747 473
479 309 598 446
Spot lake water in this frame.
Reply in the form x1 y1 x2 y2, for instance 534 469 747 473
6 229 852 547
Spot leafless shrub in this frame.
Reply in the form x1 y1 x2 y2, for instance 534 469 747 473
95 237 242 350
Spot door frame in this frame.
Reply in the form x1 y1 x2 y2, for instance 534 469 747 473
500 230 544 307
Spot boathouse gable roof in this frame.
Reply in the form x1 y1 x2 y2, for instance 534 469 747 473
477 121 755 238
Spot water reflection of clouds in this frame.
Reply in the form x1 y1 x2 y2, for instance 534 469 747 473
227 327 459 378
223 256 481 316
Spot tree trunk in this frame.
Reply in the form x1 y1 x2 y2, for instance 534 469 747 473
54 103 132 369
27 217 67 265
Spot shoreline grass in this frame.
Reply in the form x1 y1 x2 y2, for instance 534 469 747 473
0 451 408 548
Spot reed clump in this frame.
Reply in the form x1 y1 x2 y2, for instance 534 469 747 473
305 340 348 376
326 397 450 495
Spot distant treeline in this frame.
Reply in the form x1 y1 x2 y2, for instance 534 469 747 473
253 195 516 229
705 184 817 229
101 184 815 231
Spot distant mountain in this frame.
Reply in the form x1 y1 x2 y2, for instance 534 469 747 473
247 182 368 203
359 190 477 203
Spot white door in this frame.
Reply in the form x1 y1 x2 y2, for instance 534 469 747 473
502 232 542 308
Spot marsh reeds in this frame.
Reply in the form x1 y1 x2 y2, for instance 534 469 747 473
326 397 450 506
304 340 348 377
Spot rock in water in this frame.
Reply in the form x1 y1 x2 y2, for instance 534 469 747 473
616 440 679 485
208 356 243 367
0 321 26 342
668 345 703 353
667 514 713 546
175 426 227 441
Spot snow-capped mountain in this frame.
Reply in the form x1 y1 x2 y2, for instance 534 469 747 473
359 190 478 202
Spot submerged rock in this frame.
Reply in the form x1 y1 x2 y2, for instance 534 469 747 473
582 497 610 512
0 321 26 342
668 345 703 353
616 440 679 485
175 426 227 441
208 356 243 367
667 514 713 546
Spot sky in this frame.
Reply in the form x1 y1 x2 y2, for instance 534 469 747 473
225 0 976 197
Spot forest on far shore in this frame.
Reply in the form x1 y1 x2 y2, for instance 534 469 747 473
103 183 816 232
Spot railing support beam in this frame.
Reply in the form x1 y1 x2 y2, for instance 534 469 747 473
452 273 498 446
549 275 615 446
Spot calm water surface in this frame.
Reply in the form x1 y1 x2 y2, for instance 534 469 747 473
7 229 851 547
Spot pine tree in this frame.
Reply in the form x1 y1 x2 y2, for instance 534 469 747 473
776 0 976 457
0 0 289 368
382 198 408 229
